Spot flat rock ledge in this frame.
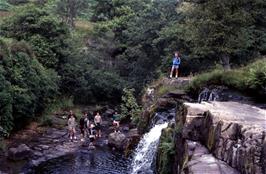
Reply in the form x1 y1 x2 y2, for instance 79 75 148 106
6 128 83 172
186 141 239 174
184 101 266 174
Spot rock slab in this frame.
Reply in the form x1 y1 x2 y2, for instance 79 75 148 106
8 144 32 161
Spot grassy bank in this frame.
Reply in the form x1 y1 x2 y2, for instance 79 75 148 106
186 58 266 101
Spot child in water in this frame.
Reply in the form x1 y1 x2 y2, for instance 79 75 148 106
68 113 77 141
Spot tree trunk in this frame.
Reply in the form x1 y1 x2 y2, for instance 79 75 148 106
221 54 231 70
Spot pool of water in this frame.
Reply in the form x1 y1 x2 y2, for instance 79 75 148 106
30 147 132 174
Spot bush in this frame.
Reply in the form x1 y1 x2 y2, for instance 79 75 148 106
0 6 72 70
0 39 59 133
39 115 53 127
120 88 142 124
186 58 266 100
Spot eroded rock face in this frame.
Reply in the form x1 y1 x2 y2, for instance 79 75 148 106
184 102 266 174
108 132 127 150
186 141 239 174
8 144 32 161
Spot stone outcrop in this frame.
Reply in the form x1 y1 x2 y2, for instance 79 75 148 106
186 141 239 174
184 101 266 174
108 132 127 150
8 144 32 161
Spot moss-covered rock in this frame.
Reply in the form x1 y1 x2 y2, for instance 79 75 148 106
156 127 175 174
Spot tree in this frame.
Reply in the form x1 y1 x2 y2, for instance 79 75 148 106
56 0 89 27
184 0 258 70
0 6 72 70
0 39 59 133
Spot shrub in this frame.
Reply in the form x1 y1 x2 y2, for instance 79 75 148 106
186 58 266 100
39 115 53 127
120 88 142 124
0 6 71 70
0 39 59 133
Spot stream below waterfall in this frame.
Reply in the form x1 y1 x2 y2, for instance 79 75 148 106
23 110 173 174
26 123 168 174
29 147 131 174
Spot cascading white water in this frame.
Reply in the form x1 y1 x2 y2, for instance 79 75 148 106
131 123 168 174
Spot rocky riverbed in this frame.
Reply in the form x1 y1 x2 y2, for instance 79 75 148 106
0 109 140 174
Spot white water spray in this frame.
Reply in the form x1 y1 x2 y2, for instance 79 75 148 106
131 123 168 174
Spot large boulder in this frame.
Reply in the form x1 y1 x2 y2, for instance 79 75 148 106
8 144 32 161
108 132 127 151
103 109 115 118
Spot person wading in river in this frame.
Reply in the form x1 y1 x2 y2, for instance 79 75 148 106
170 51 181 78
94 112 102 138
68 111 77 141
79 112 87 142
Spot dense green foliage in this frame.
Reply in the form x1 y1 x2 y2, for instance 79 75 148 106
187 58 266 101
120 88 142 124
0 39 59 133
1 7 71 70
183 0 266 69
0 0 265 134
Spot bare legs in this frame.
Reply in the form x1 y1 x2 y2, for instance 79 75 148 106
97 130 101 138
69 128 76 140
170 67 179 78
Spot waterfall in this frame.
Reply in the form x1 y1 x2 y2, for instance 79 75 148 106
198 88 219 103
131 123 168 174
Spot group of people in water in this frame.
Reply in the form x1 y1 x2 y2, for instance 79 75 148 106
67 110 121 144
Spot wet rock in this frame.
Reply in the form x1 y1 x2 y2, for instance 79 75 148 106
104 109 115 117
8 144 32 161
108 132 127 151
156 98 177 111
32 151 43 159
186 141 239 174
122 126 130 132
184 101 266 174
162 89 187 99
37 145 50 150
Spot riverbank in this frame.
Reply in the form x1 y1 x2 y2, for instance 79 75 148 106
0 106 139 173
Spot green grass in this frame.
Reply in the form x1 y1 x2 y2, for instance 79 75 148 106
157 85 177 97
186 57 266 99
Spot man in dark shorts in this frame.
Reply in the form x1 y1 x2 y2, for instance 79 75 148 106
94 112 102 138
112 111 121 132
79 112 87 142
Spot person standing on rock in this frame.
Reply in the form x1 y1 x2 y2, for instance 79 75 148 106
170 51 181 78
94 112 102 138
112 111 121 132
68 112 77 141
79 112 87 142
